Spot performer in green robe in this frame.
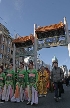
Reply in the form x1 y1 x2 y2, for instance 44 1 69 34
11 62 27 102
5 63 15 101
27 60 38 105
0 65 5 101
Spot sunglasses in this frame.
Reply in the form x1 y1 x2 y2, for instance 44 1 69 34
53 62 58 64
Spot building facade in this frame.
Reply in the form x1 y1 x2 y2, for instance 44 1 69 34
0 23 13 66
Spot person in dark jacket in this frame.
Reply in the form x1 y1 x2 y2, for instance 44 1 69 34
51 56 64 102
65 77 69 86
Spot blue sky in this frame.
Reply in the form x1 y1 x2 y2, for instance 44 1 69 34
0 0 70 69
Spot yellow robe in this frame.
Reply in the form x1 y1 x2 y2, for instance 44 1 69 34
38 70 49 95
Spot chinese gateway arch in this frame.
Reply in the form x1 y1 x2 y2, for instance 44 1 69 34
13 17 70 71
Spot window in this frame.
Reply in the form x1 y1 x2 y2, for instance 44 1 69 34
1 45 4 50
2 55 4 59
8 48 10 52
12 43 13 47
10 58 13 63
7 55 8 58
7 54 10 60
3 45 4 50
6 55 9 60
16 60 19 65
7 39 11 44
11 50 13 54
0 34 2 44
5 38 7 43
0 54 2 59
9 39 11 44
2 37 4 41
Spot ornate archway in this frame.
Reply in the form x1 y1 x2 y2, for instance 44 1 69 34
13 17 70 71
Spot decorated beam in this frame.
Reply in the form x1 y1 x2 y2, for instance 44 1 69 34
12 17 70 62
12 34 34 48
12 22 66 48
35 22 65 39
37 35 67 49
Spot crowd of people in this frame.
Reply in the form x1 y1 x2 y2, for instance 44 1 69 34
0 60 51 105
0 56 66 104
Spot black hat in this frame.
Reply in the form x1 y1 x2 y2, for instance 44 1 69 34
9 63 13 66
20 62 24 66
29 60 33 65
0 65 3 71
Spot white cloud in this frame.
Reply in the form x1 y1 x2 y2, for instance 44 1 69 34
14 0 24 20
59 58 69 67
0 0 1 3
63 59 68 64
14 0 23 11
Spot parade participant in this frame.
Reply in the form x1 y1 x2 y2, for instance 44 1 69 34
45 67 50 90
27 60 38 105
38 66 49 97
0 65 5 101
51 56 64 102
4 63 15 101
11 62 27 102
